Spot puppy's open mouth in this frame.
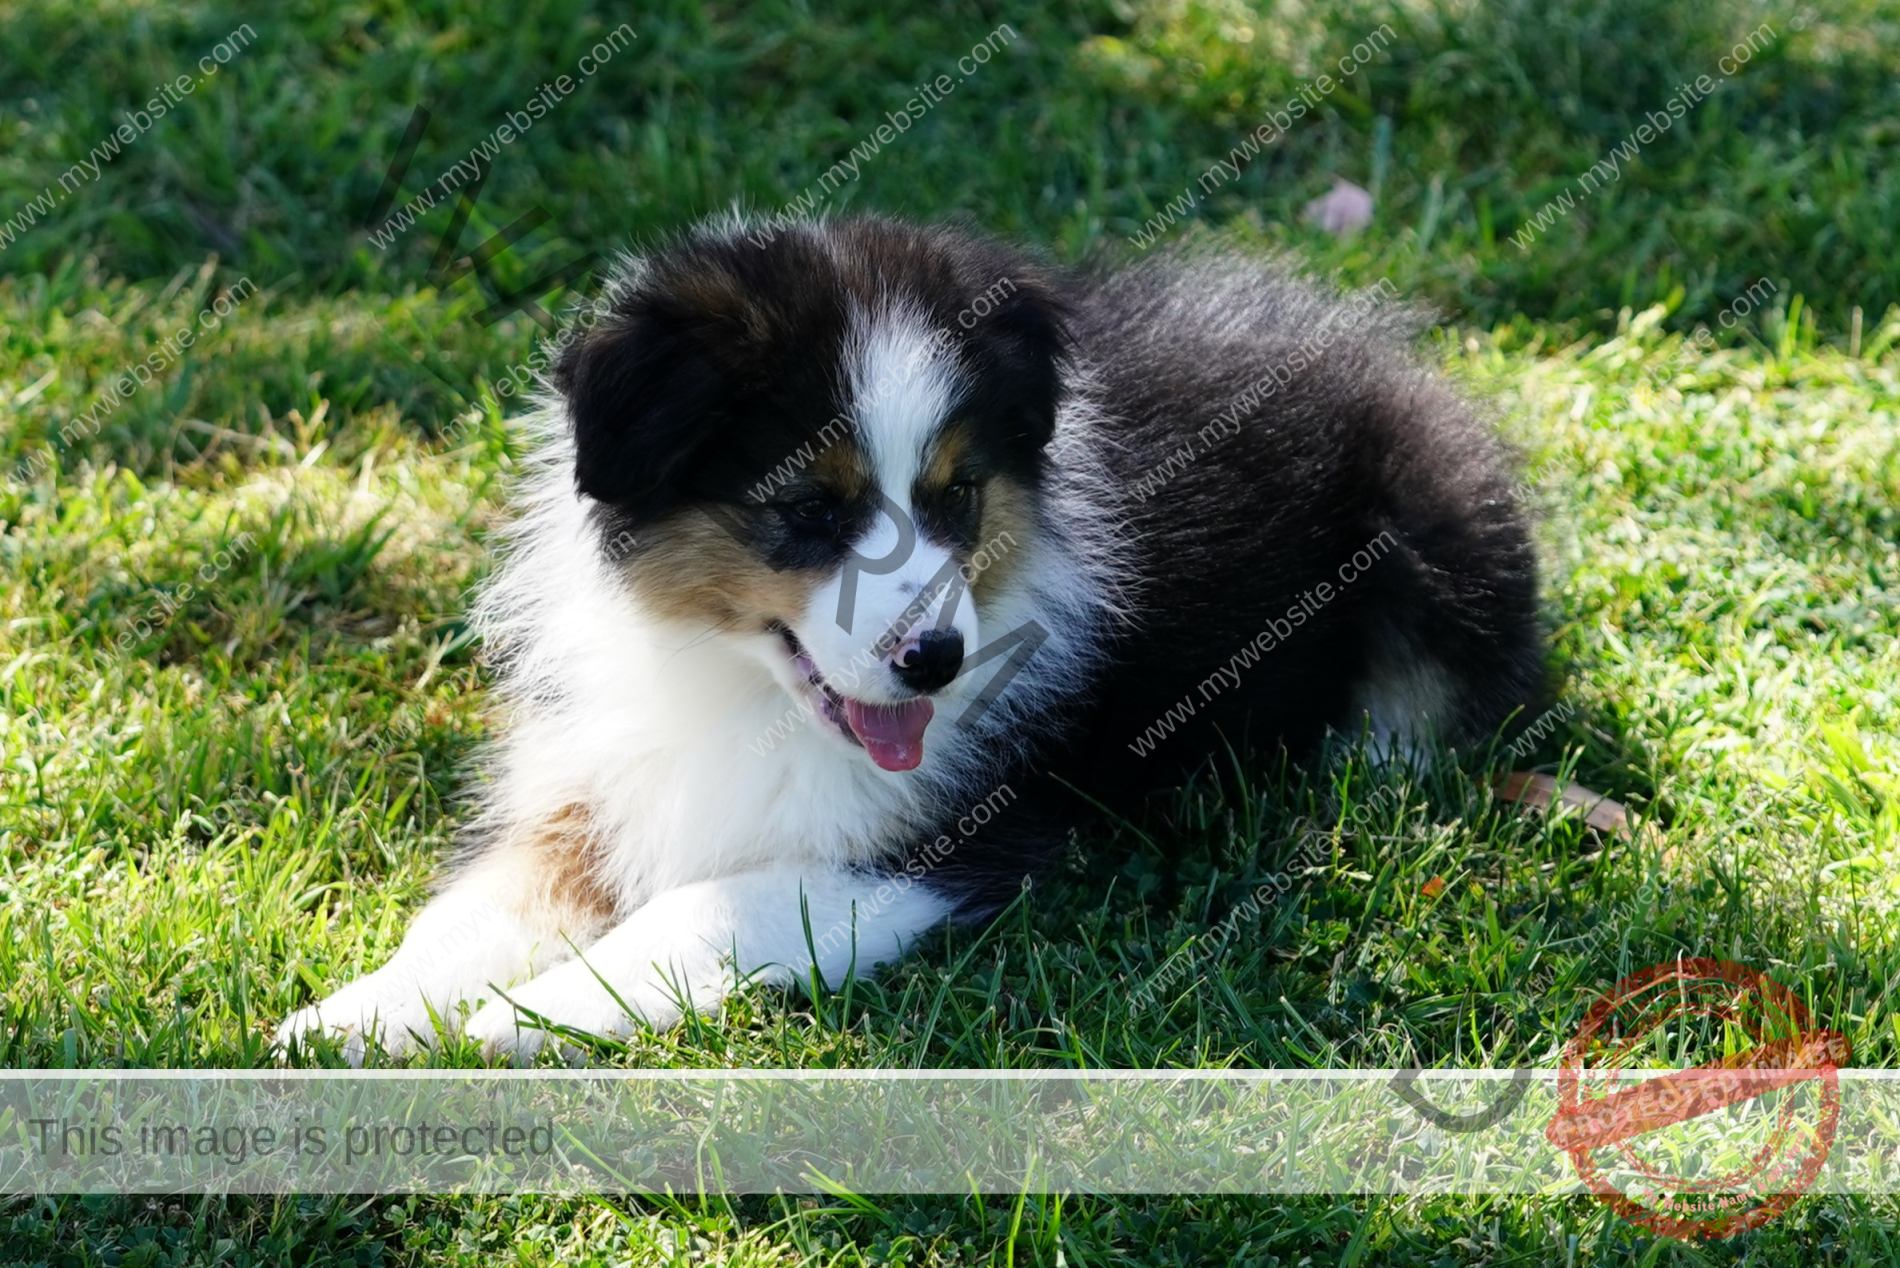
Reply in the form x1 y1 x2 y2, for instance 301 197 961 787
772 624 935 772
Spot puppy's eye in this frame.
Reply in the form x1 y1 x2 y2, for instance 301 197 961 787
786 497 834 524
945 481 977 505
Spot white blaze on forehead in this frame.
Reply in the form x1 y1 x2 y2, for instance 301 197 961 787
790 307 980 709
844 306 960 501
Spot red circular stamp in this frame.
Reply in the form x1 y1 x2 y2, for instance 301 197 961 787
1546 958 1849 1239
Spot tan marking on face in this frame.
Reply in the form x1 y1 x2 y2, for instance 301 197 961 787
620 509 825 629
970 477 1036 595
920 425 975 492
808 433 874 498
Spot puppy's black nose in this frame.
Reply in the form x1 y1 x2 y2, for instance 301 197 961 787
892 629 964 694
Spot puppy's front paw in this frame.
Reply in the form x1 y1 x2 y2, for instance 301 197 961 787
463 964 690 1062
274 971 450 1064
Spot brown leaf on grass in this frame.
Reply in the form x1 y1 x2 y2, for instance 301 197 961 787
1492 771 1634 839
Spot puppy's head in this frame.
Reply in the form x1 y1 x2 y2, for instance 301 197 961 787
555 216 1067 772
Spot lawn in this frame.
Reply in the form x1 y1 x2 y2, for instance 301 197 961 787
3 0 1900 1263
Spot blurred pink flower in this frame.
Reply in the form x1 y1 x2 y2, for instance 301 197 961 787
1304 178 1374 236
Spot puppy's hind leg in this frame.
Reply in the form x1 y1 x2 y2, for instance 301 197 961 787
1342 510 1546 770
276 805 617 1063
1346 621 1463 770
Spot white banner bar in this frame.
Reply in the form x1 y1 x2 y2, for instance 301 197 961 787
3 1069 1891 1195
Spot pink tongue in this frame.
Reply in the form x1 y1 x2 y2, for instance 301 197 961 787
842 698 935 772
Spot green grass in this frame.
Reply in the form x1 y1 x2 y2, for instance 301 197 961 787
5 0 1900 1263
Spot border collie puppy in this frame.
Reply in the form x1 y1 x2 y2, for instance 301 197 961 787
278 215 1544 1060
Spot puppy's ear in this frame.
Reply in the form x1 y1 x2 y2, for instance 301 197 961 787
554 298 733 519
960 271 1070 455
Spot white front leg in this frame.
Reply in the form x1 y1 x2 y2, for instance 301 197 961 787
277 821 614 1063
275 886 553 1062
463 866 951 1058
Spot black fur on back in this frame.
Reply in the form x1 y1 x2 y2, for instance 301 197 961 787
1048 246 1547 800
